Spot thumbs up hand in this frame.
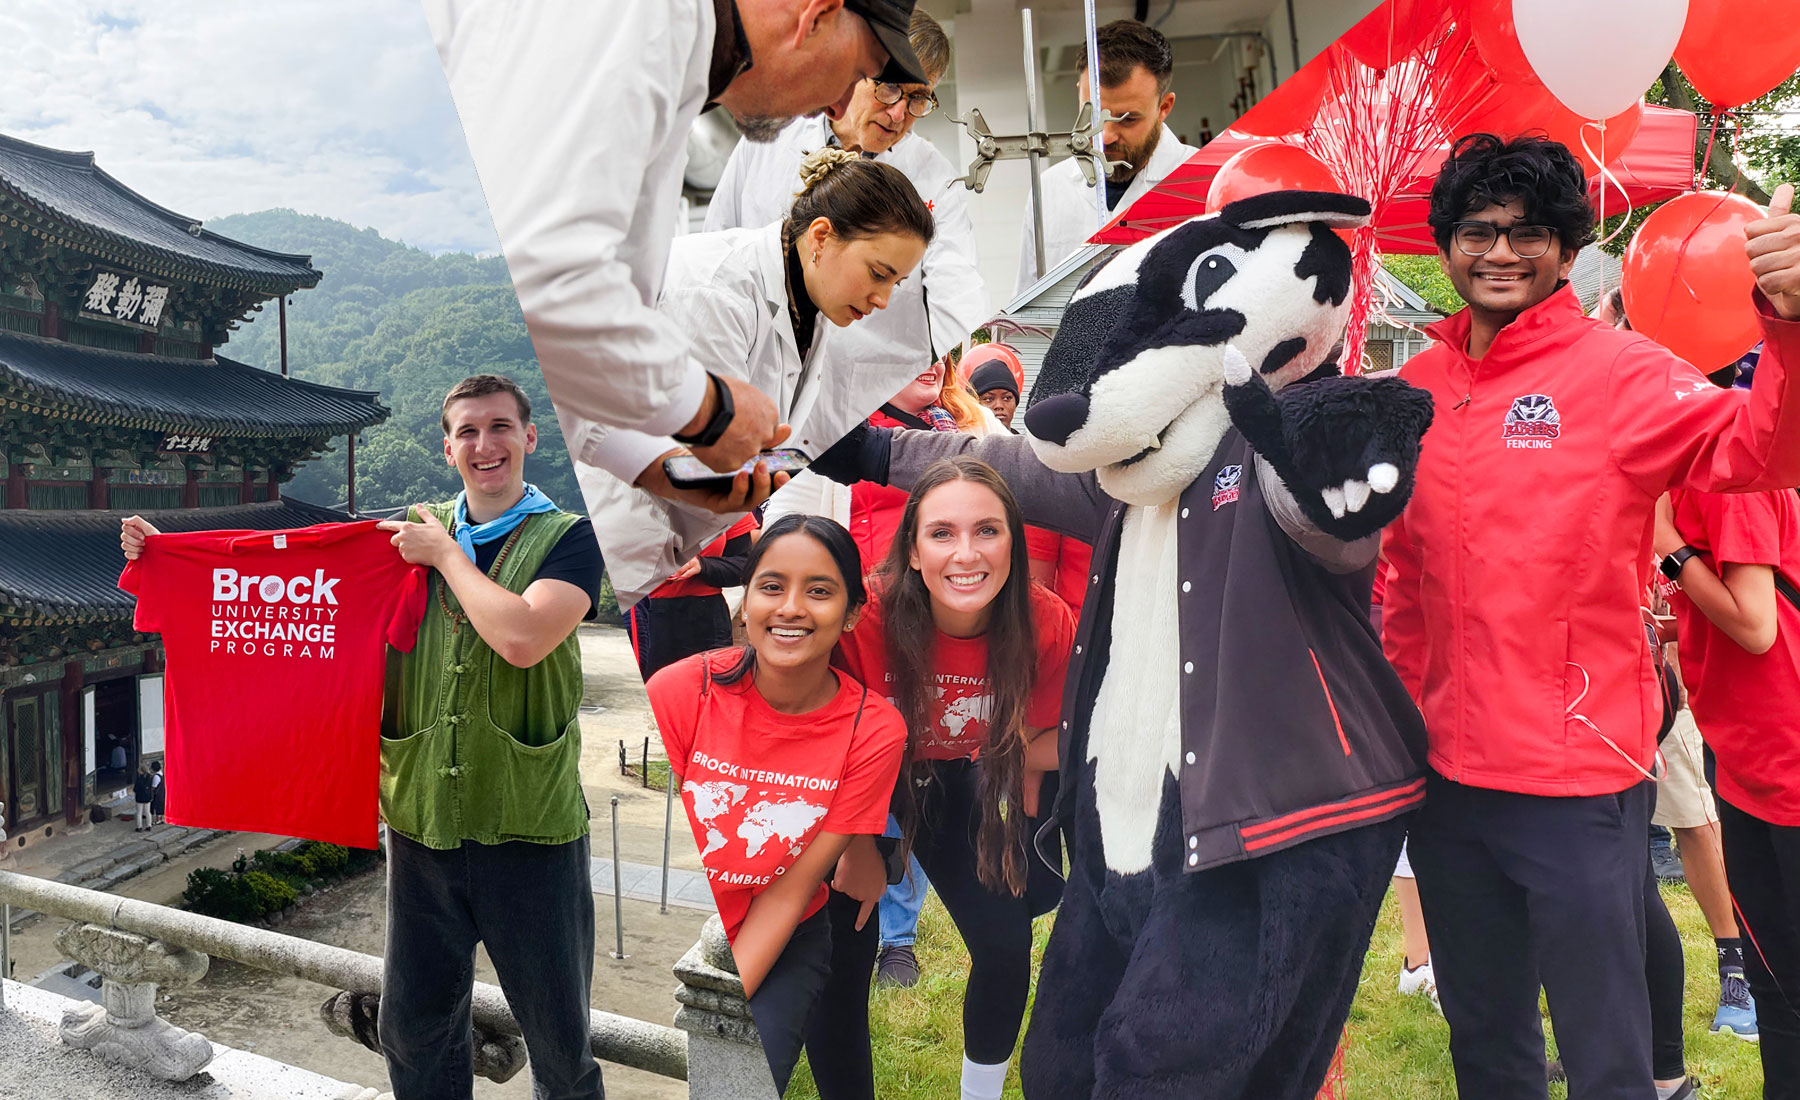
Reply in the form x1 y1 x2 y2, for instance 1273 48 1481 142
1748 183 1800 321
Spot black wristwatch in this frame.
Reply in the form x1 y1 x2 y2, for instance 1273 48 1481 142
671 371 734 448
1660 546 1701 581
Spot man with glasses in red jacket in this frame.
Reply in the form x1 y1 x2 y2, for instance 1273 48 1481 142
1382 133 1800 1100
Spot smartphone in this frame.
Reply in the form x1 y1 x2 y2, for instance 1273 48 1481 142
662 448 811 491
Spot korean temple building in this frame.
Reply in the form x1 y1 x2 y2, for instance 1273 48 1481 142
0 133 387 848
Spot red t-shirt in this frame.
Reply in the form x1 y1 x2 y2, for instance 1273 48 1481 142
647 651 906 940
1668 488 1800 824
119 522 427 847
835 582 1075 760
652 514 758 599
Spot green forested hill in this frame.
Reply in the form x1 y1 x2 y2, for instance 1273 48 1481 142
205 209 580 514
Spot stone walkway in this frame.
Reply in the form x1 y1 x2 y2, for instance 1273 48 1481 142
590 857 715 913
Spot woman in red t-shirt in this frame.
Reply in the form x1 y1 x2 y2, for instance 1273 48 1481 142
809 455 1076 1100
646 515 905 1094
1656 485 1800 1079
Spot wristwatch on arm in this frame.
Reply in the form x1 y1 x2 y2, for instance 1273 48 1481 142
1660 546 1702 582
672 371 735 448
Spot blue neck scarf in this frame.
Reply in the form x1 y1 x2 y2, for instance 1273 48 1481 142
451 483 557 563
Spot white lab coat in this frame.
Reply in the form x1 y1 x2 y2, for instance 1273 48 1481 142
705 115 990 377
1015 125 1199 298
423 0 714 483
587 224 936 607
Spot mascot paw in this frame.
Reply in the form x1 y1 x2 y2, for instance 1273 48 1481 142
1222 344 1254 387
1224 370 1435 541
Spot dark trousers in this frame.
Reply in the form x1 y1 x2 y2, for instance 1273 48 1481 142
1718 794 1800 1099
748 903 836 1096
1020 806 1403 1100
627 594 732 680
1410 772 1655 1100
380 831 603 1100
1644 871 1685 1081
807 758 1055 1098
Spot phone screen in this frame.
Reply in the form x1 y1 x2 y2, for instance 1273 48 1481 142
663 449 811 489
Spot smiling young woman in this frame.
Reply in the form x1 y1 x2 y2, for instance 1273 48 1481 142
645 515 906 1095
805 456 1076 1100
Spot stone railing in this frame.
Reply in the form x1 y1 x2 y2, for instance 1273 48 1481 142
0 870 776 1098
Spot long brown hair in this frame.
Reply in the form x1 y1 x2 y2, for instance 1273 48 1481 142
877 456 1037 895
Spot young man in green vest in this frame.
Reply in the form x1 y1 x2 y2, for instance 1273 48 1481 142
376 373 605 1100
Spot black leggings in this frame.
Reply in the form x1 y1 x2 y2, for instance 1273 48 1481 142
1719 794 1800 1099
748 904 836 1096
805 758 1059 1099
1645 872 1685 1081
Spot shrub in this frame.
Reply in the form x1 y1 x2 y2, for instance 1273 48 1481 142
183 867 262 923
242 870 298 914
303 841 350 874
253 848 319 880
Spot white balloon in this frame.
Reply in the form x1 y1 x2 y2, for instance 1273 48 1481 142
1513 0 1688 120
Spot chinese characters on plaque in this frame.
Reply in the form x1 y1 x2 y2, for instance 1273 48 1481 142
158 434 214 454
81 271 170 327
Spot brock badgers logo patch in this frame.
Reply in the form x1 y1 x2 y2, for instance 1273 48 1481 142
1502 394 1561 449
1212 464 1243 509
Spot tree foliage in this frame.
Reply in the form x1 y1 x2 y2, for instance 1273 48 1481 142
206 210 580 515
1381 254 1465 315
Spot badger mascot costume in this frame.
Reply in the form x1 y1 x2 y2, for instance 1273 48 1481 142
817 191 1434 1099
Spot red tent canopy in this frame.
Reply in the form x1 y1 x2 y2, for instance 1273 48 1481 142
1090 104 1699 253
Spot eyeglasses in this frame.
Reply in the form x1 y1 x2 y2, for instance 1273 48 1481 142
869 80 938 118
1452 221 1557 259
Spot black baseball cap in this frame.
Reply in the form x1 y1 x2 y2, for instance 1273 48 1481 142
846 0 929 86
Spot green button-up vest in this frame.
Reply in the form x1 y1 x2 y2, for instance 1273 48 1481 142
379 503 589 849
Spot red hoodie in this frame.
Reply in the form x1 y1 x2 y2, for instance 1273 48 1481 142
1382 285 1800 796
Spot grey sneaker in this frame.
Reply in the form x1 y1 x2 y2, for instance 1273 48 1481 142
875 945 920 989
1652 841 1686 884
1663 1076 1698 1099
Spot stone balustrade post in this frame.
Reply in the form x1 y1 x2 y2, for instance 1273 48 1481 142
55 922 214 1080
673 914 779 1100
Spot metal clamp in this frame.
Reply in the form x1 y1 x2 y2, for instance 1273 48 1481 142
946 100 1131 193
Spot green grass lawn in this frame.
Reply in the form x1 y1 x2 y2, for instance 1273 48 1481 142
783 881 1765 1099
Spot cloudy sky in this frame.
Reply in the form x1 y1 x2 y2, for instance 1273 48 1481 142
0 1 499 255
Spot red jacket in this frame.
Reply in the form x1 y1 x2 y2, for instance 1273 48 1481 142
1382 285 1800 796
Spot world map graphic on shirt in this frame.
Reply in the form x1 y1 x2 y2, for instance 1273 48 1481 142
741 798 830 859
937 688 994 747
685 779 749 858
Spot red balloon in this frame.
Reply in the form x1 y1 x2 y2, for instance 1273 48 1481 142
1451 68 1642 172
1235 48 1333 137
1622 191 1765 371
1339 0 1449 72
1457 0 1537 83
1430 24 1503 135
1674 0 1800 109
1207 144 1345 212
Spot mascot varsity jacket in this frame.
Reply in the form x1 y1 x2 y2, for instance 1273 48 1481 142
879 428 1429 873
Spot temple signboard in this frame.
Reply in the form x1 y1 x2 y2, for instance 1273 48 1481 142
80 270 171 329
157 434 214 454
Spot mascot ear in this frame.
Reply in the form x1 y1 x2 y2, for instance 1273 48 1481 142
1219 190 1371 231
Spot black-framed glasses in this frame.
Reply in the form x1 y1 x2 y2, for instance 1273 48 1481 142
870 80 938 118
1453 221 1557 259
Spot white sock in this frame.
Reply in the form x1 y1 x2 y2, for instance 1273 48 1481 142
961 1055 1009 1100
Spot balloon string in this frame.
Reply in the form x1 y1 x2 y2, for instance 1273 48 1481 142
1587 120 1630 249
1698 108 1722 188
